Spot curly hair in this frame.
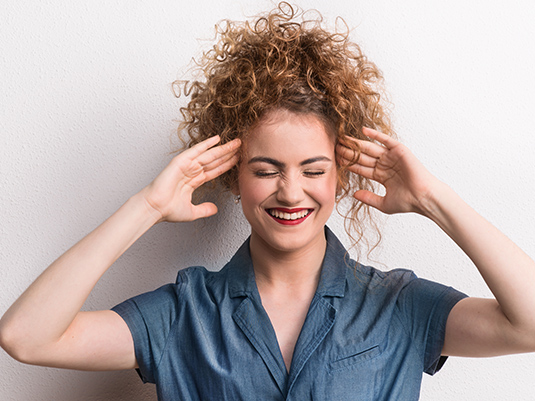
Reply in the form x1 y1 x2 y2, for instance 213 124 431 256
175 2 394 252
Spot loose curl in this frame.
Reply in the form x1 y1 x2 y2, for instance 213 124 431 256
175 2 394 254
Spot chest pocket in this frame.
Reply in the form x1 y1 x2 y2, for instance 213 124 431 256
319 344 383 400
328 344 381 373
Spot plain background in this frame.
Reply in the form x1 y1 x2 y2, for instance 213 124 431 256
1 0 534 400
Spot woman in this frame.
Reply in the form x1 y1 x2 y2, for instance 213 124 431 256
1 3 534 400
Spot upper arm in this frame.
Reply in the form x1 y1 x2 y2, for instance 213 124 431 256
27 310 137 371
442 297 535 357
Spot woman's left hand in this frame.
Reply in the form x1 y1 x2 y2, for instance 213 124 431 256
336 127 441 215
340 127 535 358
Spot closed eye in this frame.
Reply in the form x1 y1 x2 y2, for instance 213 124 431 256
304 171 325 177
254 170 279 177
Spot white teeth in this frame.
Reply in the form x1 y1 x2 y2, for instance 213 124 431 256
269 209 310 220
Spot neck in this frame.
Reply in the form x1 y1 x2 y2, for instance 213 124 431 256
249 230 327 290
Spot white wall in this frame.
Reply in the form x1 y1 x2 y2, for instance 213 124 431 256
1 0 534 399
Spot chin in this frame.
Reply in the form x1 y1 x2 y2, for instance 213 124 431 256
255 228 326 254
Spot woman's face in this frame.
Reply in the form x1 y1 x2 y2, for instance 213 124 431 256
236 109 338 255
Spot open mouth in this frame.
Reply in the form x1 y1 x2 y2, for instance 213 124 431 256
266 208 313 225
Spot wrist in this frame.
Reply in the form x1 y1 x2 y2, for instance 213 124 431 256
416 179 456 222
128 190 162 226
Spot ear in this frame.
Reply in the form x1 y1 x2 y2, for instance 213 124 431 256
231 183 240 196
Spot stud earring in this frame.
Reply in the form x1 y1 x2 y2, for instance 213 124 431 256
234 195 241 204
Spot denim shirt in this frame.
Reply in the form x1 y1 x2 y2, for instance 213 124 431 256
112 227 467 400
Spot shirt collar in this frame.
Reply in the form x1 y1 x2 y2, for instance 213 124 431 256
227 238 258 298
228 226 349 299
315 226 349 297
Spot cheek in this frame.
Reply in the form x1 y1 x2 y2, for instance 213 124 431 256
317 172 338 200
238 175 273 204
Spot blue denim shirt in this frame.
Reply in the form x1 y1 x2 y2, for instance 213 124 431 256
112 227 467 400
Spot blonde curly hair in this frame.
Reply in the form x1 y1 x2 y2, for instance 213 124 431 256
175 2 394 251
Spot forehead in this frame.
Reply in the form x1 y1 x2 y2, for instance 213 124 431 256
244 110 335 158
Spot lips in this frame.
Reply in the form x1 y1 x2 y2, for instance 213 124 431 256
266 208 313 225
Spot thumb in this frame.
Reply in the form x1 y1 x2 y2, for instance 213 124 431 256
191 202 219 220
353 190 385 212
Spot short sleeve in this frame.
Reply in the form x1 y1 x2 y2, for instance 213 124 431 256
396 277 468 375
112 282 182 383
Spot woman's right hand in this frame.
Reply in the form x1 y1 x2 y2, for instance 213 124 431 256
141 135 241 223
0 134 240 371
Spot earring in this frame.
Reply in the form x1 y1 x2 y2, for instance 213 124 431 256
234 195 241 204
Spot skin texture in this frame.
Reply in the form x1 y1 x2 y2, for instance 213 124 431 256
0 136 241 370
237 109 338 257
0 110 534 375
236 109 338 370
337 127 535 357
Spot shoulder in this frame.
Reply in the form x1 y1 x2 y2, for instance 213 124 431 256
346 262 466 315
175 265 218 286
351 262 418 292
113 265 229 315
175 264 232 294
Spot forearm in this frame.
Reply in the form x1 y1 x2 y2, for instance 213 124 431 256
0 192 158 353
421 181 535 331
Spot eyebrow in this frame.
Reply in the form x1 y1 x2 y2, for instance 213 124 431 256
247 156 332 167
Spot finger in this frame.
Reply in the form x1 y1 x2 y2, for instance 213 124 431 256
337 146 379 170
344 163 377 181
202 154 240 183
336 143 359 163
183 135 222 159
190 202 219 220
354 139 386 159
200 142 240 172
186 153 240 189
353 152 377 168
165 136 224 176
193 138 241 168
362 127 398 149
353 190 385 212
339 135 386 159
170 138 240 181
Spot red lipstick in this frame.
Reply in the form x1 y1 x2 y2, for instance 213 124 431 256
266 208 312 225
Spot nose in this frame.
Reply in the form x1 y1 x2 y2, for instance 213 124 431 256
276 175 305 206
